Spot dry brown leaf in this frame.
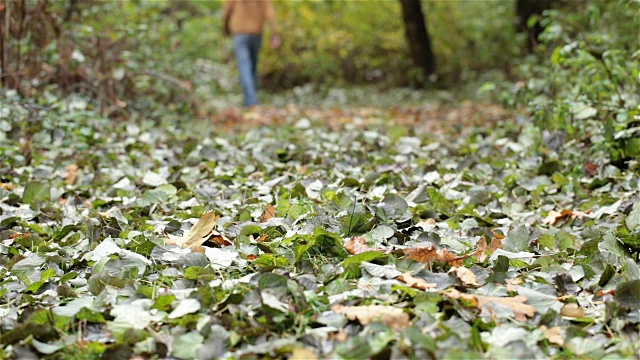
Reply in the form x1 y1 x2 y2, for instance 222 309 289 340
595 289 615 297
404 244 466 266
450 266 480 287
246 254 258 261
397 272 437 290
329 329 348 342
475 295 535 321
209 233 233 247
248 171 264 179
0 183 16 190
190 246 206 253
540 325 565 346
505 277 524 286
474 236 503 262
543 209 591 225
9 232 33 239
260 204 276 222
345 237 385 255
445 288 535 321
290 347 319 360
561 303 585 318
584 162 598 177
64 164 79 185
164 212 218 248
331 304 410 330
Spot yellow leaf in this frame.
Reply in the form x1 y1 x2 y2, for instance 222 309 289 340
65 164 79 185
331 304 410 330
445 288 535 321
290 347 319 360
560 303 585 318
397 272 437 290
540 325 564 346
164 212 218 248
450 266 480 287
344 236 385 255
260 203 276 223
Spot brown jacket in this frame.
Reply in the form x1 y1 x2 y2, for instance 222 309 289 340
223 0 278 35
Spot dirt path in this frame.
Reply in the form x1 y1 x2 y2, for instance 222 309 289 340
212 101 521 134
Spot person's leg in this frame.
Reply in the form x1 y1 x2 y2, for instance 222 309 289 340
248 35 262 96
233 34 258 107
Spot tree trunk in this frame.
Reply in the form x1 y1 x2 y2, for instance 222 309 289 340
399 0 435 76
1 0 9 88
516 0 554 52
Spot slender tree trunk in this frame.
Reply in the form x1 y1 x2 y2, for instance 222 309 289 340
516 0 554 52
1 0 9 88
399 0 435 76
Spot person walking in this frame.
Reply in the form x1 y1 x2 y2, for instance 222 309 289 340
223 0 281 107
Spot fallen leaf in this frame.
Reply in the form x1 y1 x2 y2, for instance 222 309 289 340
0 183 16 190
404 243 466 266
290 347 319 360
584 162 598 177
246 254 258 261
209 233 233 247
164 212 218 248
474 236 503 262
329 329 348 342
331 304 410 330
505 277 524 286
560 303 585 318
64 164 79 185
595 289 615 297
191 246 206 253
345 237 385 255
260 204 276 222
445 288 535 321
9 232 33 239
543 209 591 225
397 272 437 290
450 266 480 287
540 325 565 345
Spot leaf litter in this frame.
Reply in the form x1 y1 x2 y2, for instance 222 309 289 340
0 95 638 359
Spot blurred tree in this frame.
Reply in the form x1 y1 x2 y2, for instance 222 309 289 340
516 0 554 52
399 0 435 78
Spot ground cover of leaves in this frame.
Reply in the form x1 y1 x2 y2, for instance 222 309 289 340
1 93 639 359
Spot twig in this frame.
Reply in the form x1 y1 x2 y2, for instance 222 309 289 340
596 53 625 108
129 68 193 93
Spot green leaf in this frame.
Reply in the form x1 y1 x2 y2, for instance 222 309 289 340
342 251 388 278
625 201 640 231
503 225 529 252
626 258 640 281
253 253 289 270
598 264 616 287
141 183 177 205
615 280 640 309
258 273 289 289
22 182 50 205
172 332 204 359
600 232 628 260
184 266 214 280
152 295 176 311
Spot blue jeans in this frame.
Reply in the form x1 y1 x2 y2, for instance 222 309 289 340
233 34 262 107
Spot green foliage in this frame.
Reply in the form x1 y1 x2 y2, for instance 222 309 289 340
514 0 639 166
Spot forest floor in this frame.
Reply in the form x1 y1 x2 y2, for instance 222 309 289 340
0 89 638 359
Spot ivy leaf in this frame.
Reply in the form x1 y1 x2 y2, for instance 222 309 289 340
22 182 50 205
502 225 529 253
